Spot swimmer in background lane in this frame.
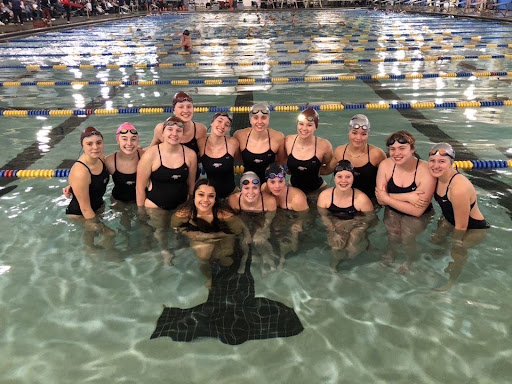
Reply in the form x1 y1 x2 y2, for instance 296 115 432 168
317 160 374 273
428 143 489 291
375 131 436 274
228 171 278 275
234 103 286 183
285 107 333 201
328 114 386 201
180 29 192 51
262 163 309 269
171 179 244 287
65 127 114 251
199 112 240 199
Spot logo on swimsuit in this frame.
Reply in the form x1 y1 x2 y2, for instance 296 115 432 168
172 175 181 180
213 163 222 168
254 159 263 163
103 178 108 184
297 166 308 171
126 181 135 185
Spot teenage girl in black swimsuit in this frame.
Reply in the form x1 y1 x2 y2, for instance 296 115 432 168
285 107 333 198
330 114 386 200
200 112 240 199
428 143 489 290
317 160 374 272
375 131 436 274
233 103 286 182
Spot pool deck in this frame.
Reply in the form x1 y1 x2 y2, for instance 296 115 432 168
1 7 512 41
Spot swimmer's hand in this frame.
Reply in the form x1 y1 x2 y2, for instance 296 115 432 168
409 191 429 208
375 187 388 206
328 232 344 249
62 185 72 199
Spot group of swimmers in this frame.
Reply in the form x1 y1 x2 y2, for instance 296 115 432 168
65 90 489 288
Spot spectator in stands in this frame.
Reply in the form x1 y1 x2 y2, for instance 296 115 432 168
10 0 24 24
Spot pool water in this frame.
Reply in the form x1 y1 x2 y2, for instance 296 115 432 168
1 9 512 383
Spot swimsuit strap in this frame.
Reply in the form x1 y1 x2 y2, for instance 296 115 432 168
137 150 141 160
267 129 271 150
351 187 355 206
285 186 289 210
245 129 252 147
157 144 163 166
390 163 396 178
193 121 197 138
114 152 118 171
445 172 460 194
238 193 243 212
75 160 92 175
341 145 348 160
412 158 420 182
204 136 210 156
224 136 229 152
366 144 371 162
331 187 336 206
314 136 318 157
261 192 265 213
181 144 186 161
290 135 299 154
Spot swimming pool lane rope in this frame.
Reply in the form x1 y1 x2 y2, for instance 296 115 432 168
2 42 511 59
2 99 512 117
1 160 511 179
3 53 512 71
3 35 507 49
2 70 511 89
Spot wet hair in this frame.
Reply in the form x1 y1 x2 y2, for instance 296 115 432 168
183 30 190 36
385 130 416 151
172 91 193 106
297 107 319 128
176 179 224 222
80 126 103 145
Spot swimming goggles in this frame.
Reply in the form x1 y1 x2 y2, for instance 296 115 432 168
241 179 260 185
334 161 354 174
82 129 103 139
163 117 185 129
429 148 455 159
298 114 315 122
213 112 233 123
386 137 409 147
250 106 270 115
118 128 138 135
174 95 193 103
267 172 285 179
349 123 369 130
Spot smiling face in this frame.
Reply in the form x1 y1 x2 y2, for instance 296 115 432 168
241 181 260 203
249 113 269 131
82 136 104 158
163 123 184 145
428 154 452 178
348 128 368 149
388 142 414 165
267 177 286 196
334 170 354 191
117 132 139 155
297 118 316 139
173 101 194 123
194 184 216 215
211 115 231 137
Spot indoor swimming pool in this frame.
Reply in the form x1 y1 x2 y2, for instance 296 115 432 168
0 9 511 383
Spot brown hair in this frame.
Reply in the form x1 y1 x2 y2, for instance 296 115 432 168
385 130 416 151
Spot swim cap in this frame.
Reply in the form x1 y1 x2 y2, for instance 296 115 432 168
429 143 455 161
183 30 190 36
265 163 286 180
116 122 137 136
240 171 260 188
348 114 370 131
333 160 354 176
249 103 270 115
212 111 233 123
172 91 193 106
297 107 319 128
80 126 103 144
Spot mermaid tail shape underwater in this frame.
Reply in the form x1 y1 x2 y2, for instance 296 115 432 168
150 245 304 345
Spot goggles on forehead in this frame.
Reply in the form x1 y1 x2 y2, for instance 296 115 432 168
174 95 193 104
334 164 354 174
298 114 315 122
118 128 138 135
267 172 285 180
164 117 185 129
250 107 270 115
214 112 233 123
386 137 409 147
350 123 369 131
241 179 260 186
429 148 455 159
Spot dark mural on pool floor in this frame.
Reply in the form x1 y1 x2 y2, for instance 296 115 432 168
150 246 304 345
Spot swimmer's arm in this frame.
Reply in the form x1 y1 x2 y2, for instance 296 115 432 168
450 186 471 231
221 212 244 235
135 150 153 206
318 207 336 232
254 210 276 239
274 131 287 165
170 209 191 229
69 165 95 219
319 139 334 175
185 150 197 197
